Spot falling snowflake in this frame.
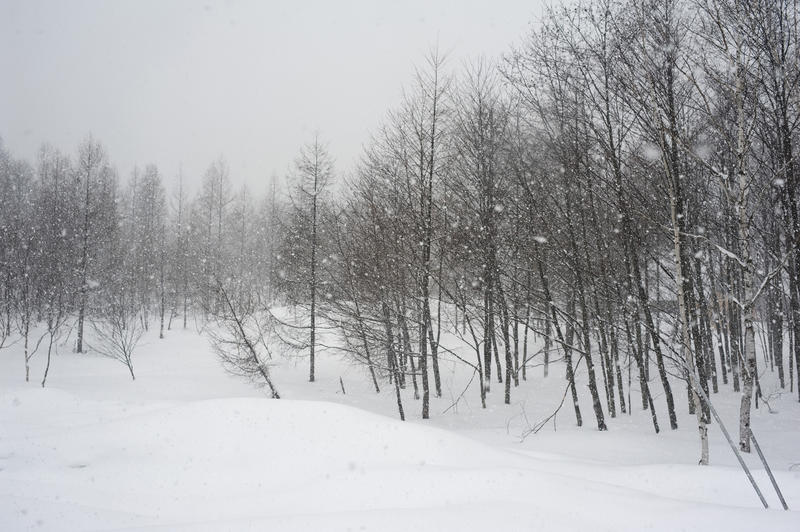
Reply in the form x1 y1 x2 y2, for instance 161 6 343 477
642 143 661 162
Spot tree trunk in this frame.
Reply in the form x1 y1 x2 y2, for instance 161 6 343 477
537 254 582 426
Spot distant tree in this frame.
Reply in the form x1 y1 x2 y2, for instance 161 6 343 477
123 164 167 331
192 158 233 315
252 177 281 304
277 136 334 383
0 139 31 347
0 145 37 379
227 185 259 301
34 144 76 386
168 170 192 329
74 137 118 353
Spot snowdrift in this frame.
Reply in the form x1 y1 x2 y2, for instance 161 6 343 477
2 385 798 531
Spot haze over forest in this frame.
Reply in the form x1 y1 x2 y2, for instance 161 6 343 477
1 0 541 190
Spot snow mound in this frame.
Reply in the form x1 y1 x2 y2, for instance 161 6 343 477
2 389 798 531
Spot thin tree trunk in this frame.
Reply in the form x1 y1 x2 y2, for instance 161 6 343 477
383 301 405 421
309 162 319 383
671 194 709 464
576 268 607 431
537 254 582 426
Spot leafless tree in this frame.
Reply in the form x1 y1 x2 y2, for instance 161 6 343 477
208 280 280 398
90 294 143 380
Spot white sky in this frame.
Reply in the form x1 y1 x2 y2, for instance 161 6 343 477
0 0 542 193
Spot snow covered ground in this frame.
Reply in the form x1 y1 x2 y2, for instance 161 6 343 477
1 327 799 531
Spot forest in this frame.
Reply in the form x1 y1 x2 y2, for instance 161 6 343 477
1 0 799 486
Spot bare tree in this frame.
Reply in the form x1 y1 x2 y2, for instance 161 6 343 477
279 136 334 383
74 137 117 353
208 281 280 398
90 293 144 380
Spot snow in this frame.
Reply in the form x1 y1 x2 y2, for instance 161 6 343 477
1 328 799 531
642 143 662 162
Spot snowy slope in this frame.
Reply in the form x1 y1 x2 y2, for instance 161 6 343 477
1 328 799 531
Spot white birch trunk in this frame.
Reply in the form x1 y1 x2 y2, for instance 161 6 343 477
671 195 709 465
734 21 756 452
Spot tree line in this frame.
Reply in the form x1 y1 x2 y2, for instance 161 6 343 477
1 0 799 467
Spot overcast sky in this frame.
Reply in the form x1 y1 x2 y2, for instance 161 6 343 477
0 0 543 193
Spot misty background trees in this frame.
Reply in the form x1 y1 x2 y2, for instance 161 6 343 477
1 0 799 466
